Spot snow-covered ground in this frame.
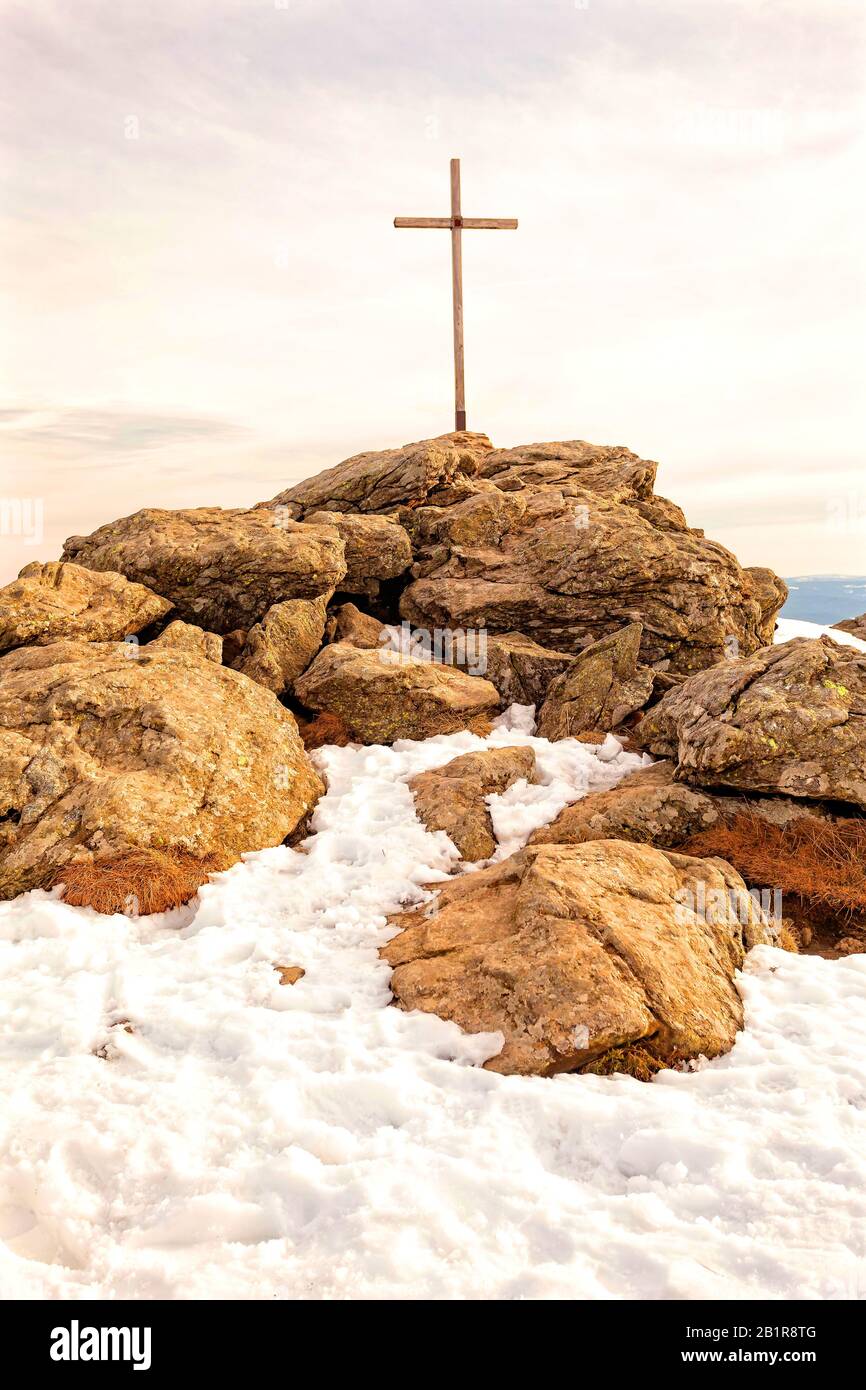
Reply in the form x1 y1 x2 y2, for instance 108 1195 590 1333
2 623 865 1300
775 616 866 652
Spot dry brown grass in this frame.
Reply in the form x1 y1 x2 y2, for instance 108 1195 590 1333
682 813 866 929
297 710 354 750
778 922 800 953
56 847 232 916
579 1044 668 1081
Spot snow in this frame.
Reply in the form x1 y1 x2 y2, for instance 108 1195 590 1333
775 616 866 653
1 704 865 1300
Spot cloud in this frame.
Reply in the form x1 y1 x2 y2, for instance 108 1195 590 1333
2 0 864 579
0 406 246 453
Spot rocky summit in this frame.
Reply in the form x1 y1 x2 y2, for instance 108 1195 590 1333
261 433 787 674
2 428 861 1076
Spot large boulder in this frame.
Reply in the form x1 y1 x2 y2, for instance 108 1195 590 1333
0 638 322 900
530 760 832 851
295 642 501 744
478 631 575 707
385 437 788 674
325 602 387 650
399 477 786 675
261 432 492 516
636 637 866 809
536 623 654 739
301 512 412 596
62 507 346 633
231 595 329 695
0 561 172 652
408 745 538 861
383 839 776 1076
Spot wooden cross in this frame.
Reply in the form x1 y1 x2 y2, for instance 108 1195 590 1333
395 158 518 432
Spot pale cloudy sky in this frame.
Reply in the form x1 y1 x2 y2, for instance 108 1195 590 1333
1 0 864 582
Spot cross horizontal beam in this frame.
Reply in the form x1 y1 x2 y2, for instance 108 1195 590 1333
394 217 518 230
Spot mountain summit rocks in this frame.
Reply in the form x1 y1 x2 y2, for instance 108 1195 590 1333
59 431 788 686
260 431 787 674
63 507 347 633
0 427 799 951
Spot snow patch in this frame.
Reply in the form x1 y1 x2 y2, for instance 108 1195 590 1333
775 617 866 652
1 712 864 1300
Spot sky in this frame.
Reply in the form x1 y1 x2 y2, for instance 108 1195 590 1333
1 0 865 582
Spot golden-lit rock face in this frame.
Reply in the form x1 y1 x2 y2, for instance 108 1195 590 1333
62 506 347 633
0 560 172 652
383 839 776 1077
0 637 322 899
231 594 330 695
636 636 866 810
408 745 539 862
536 622 654 740
295 641 501 745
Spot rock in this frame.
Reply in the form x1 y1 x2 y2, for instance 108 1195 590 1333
275 965 305 985
475 439 661 500
326 602 387 650
232 595 329 695
0 639 322 900
0 561 172 653
834 613 866 642
261 432 493 516
536 623 654 739
255 432 787 675
379 439 785 675
408 746 538 861
63 507 346 633
382 839 776 1076
530 760 832 851
295 642 501 744
146 620 222 662
479 631 575 707
636 636 866 810
302 512 412 595
400 478 785 674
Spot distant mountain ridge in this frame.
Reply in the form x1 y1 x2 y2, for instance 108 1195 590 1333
782 575 866 626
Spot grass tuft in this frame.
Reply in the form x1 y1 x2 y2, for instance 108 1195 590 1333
297 711 354 750
682 813 866 928
579 1043 668 1081
56 848 232 916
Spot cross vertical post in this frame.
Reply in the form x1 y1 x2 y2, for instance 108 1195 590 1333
450 158 465 432
394 160 517 433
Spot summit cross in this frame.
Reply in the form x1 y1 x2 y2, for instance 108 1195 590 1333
394 158 518 432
